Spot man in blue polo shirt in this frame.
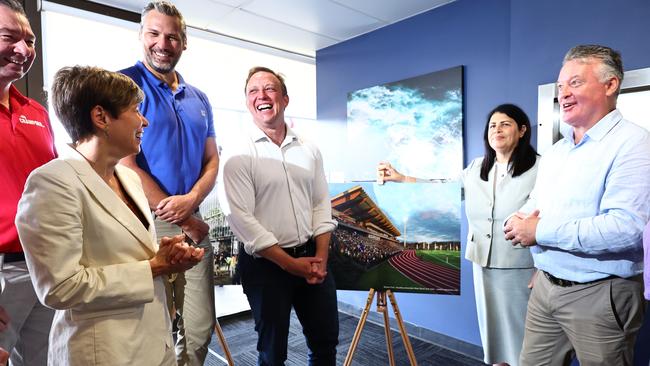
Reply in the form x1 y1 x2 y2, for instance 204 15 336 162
120 2 218 365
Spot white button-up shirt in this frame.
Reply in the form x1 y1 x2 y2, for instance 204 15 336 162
218 121 336 255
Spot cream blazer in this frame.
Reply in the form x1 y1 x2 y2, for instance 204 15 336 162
462 156 539 268
15 144 174 366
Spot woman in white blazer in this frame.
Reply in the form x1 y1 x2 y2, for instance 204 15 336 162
15 66 204 366
462 104 539 366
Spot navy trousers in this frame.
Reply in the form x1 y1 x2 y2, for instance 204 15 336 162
239 248 339 366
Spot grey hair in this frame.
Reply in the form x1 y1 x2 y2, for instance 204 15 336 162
0 0 27 17
140 1 187 43
563 44 623 94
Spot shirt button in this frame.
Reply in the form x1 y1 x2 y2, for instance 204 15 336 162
487 218 493 222
486 234 491 239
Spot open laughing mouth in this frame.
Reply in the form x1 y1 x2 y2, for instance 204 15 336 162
561 101 576 111
152 50 172 61
6 57 27 66
256 104 272 111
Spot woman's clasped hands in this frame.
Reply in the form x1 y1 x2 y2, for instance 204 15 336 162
150 234 205 276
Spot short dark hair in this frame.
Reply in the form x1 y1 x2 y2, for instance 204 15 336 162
0 0 26 17
563 44 623 94
51 66 144 142
480 104 538 181
141 1 187 43
244 66 288 96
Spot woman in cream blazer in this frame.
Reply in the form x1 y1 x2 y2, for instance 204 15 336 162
462 104 538 366
16 66 203 366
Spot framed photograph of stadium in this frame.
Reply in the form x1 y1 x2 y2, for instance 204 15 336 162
345 65 463 182
330 65 464 295
328 182 461 295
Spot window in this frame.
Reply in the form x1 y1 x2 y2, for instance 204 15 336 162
41 1 316 152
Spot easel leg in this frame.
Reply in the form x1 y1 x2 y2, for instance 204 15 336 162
344 288 376 366
378 291 396 366
214 319 235 366
386 290 418 366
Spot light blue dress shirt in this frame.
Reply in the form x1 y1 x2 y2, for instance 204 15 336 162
520 109 650 282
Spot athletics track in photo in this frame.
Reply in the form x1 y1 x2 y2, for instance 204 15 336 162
329 237 461 295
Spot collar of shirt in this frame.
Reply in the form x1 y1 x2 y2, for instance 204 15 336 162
0 85 30 116
135 61 186 93
248 121 299 148
560 109 622 147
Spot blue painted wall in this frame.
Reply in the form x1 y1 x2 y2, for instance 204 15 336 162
317 0 650 360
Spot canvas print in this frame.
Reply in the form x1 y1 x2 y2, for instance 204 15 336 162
330 66 464 294
345 66 463 182
328 182 461 294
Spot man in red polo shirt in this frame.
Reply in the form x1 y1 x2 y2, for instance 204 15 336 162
0 0 56 364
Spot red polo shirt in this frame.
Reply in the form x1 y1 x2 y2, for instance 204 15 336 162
0 85 56 254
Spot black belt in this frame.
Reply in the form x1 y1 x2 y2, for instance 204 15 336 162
282 239 315 258
2 252 25 263
543 270 615 287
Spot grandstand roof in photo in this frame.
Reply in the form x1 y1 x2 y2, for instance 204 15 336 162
331 185 401 237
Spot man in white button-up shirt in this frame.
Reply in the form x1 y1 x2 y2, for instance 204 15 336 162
219 66 338 365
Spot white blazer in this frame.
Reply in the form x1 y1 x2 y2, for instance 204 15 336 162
16 144 174 366
462 156 539 268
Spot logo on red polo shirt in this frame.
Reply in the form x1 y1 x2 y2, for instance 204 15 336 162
18 115 44 128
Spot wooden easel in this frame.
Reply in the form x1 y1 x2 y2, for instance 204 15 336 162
214 320 235 365
344 288 418 366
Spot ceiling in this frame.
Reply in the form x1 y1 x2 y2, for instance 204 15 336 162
91 0 455 58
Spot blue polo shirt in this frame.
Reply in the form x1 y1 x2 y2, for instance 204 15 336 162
121 61 215 196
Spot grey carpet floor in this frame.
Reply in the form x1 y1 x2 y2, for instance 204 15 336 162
204 311 484 365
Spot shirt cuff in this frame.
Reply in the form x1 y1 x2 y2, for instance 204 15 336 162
313 221 337 238
535 217 556 247
245 231 278 256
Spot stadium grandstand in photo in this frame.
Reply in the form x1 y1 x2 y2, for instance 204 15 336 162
329 185 460 295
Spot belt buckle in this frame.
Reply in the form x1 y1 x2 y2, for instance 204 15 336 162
288 246 299 256
557 278 572 287
544 271 575 287
285 245 304 258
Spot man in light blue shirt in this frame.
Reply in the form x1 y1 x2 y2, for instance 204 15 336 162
505 44 650 366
